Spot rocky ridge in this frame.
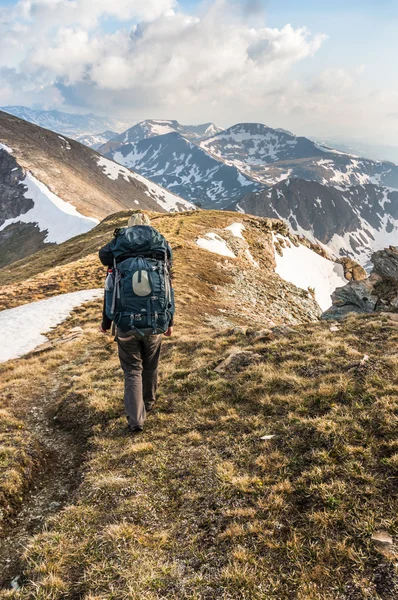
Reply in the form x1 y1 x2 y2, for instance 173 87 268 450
102 120 398 262
103 132 259 208
323 245 398 319
99 119 223 155
236 177 398 264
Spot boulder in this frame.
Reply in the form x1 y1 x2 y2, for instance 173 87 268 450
322 304 364 321
323 245 398 320
215 350 262 374
331 279 378 313
339 257 367 281
371 246 398 280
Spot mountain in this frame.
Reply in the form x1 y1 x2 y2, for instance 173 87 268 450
0 111 194 266
1 209 397 599
105 120 398 201
75 130 118 150
102 131 260 207
236 177 398 264
200 123 398 188
0 106 129 139
99 119 224 155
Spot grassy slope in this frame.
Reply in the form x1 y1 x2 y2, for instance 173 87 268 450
0 211 397 599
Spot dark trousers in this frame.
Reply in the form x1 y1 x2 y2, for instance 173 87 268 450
117 329 162 429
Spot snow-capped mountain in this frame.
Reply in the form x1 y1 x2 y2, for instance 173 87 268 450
99 119 224 155
85 117 398 262
200 123 398 188
0 111 194 266
75 130 118 150
236 178 398 264
0 106 129 140
104 132 259 207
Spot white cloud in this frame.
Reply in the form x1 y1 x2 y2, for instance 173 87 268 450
6 3 325 103
0 0 396 145
17 0 177 26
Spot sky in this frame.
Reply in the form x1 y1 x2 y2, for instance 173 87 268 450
0 0 397 144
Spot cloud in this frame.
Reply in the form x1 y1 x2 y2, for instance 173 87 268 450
17 0 177 26
1 0 326 113
1 0 396 145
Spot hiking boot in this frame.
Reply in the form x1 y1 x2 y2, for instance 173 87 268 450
126 417 143 434
128 425 143 435
145 403 155 413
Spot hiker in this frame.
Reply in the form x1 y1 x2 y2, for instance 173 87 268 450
98 212 175 434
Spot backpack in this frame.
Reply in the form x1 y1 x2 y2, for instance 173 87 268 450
104 226 175 335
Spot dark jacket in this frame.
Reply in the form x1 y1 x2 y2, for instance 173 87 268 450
99 228 174 331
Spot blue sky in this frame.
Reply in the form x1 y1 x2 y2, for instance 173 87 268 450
0 0 397 144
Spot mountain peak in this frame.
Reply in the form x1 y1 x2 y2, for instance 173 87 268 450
0 105 129 138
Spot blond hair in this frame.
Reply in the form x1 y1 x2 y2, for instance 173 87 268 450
128 212 151 227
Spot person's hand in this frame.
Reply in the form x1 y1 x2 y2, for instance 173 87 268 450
99 325 108 334
164 326 173 337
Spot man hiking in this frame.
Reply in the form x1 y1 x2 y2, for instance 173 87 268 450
99 212 175 434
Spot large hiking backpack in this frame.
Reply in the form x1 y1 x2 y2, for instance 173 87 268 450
104 226 175 335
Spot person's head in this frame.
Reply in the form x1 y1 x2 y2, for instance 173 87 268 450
128 212 151 227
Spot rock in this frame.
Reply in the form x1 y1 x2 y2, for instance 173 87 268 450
360 354 370 366
56 331 83 343
231 326 248 336
371 531 394 547
322 304 365 321
332 279 378 312
339 257 367 281
10 576 21 591
260 435 275 440
384 313 398 323
252 328 273 342
371 246 398 280
215 351 262 374
271 325 295 337
323 246 398 320
30 341 54 354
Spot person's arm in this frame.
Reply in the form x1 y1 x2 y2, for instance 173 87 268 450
99 291 112 332
99 242 114 267
99 242 114 332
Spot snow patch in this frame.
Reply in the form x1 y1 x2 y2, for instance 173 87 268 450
95 156 195 212
0 172 98 243
225 222 245 239
0 142 13 153
273 234 346 311
225 222 259 266
58 136 71 150
0 290 103 362
196 233 236 258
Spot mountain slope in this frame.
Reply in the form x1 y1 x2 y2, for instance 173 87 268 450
236 177 398 263
0 106 128 139
0 210 397 599
104 132 260 207
0 112 194 266
99 119 224 155
200 123 398 189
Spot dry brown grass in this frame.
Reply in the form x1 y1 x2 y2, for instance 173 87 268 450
0 308 396 599
0 210 397 598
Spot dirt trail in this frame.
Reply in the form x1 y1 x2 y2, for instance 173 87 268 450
0 379 85 590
